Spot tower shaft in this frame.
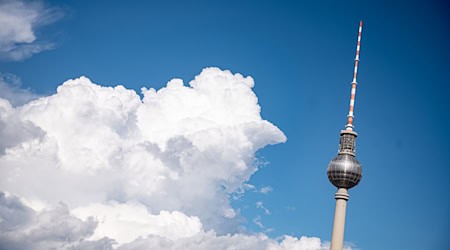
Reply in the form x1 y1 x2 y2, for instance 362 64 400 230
330 188 349 250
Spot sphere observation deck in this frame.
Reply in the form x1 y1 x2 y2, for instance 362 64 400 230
327 130 362 189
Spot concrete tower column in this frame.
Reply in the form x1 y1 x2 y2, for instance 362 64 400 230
330 188 349 250
327 21 364 250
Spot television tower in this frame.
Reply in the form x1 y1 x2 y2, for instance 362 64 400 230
327 21 363 250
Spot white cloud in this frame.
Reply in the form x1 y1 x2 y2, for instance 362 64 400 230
0 67 356 249
252 214 273 234
71 202 203 244
256 201 271 215
0 73 40 106
260 186 273 194
0 192 348 250
0 192 99 250
0 96 43 155
119 233 331 250
0 0 62 61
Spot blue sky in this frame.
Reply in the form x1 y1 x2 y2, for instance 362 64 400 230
1 0 449 249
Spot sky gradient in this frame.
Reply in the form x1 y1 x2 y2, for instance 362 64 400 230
0 1 449 249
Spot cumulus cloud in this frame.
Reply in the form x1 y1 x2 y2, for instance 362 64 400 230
0 97 43 155
0 190 331 250
0 192 99 250
0 193 338 250
0 67 354 249
0 0 63 61
118 233 330 250
71 202 203 244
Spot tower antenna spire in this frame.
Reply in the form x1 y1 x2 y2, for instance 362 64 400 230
345 20 363 131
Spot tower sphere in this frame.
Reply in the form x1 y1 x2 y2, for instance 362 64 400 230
327 154 362 189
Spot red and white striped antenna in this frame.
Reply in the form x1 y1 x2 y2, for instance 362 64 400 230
345 21 363 131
